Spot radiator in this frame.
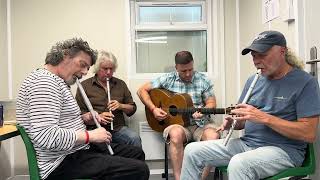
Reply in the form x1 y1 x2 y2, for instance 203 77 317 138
139 121 165 160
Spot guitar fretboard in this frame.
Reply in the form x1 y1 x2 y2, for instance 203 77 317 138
169 108 231 115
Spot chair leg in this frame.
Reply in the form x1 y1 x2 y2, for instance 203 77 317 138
219 169 224 180
213 169 219 180
213 169 224 180
219 170 224 180
161 142 169 180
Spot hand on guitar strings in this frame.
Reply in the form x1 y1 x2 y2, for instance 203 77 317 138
152 107 168 120
99 111 114 125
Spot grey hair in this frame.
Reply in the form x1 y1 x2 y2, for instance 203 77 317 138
93 50 118 74
45 38 97 66
285 48 304 70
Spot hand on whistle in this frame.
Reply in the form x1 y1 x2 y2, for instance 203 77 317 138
82 111 102 125
99 112 114 125
89 127 112 144
216 116 234 132
107 100 122 111
231 103 268 123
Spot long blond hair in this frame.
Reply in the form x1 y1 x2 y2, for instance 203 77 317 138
285 48 304 70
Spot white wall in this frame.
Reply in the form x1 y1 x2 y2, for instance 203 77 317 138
1 0 130 179
0 0 319 179
0 0 8 99
304 0 320 179
0 1 11 179
10 0 128 97
238 0 296 88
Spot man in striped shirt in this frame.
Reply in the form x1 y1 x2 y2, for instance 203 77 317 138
16 38 149 180
137 51 220 180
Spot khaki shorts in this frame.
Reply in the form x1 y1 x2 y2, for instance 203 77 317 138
163 122 220 143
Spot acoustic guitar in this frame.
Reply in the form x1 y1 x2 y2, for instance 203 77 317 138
145 88 234 132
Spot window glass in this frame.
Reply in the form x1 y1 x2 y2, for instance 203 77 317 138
132 1 208 74
136 31 207 73
139 5 202 23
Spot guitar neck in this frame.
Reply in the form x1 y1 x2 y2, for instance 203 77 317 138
169 108 231 115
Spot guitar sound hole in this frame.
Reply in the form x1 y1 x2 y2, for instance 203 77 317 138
169 105 178 116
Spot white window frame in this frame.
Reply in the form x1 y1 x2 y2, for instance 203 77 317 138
135 1 206 27
129 0 215 80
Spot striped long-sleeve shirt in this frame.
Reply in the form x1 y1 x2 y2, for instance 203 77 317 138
16 68 88 179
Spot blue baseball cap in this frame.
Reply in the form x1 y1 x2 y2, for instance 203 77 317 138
242 30 287 55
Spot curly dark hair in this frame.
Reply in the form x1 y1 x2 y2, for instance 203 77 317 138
45 38 97 66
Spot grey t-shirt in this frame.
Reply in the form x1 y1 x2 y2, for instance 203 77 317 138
240 68 320 166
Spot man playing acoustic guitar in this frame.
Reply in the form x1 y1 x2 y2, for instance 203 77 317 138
137 51 220 180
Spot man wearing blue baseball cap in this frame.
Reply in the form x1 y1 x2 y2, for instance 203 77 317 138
180 30 320 180
242 30 287 55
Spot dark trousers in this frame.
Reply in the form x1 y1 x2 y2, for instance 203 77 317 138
45 143 149 180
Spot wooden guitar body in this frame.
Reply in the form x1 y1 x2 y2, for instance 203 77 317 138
145 88 233 132
145 89 192 132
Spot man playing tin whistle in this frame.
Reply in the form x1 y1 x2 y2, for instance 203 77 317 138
181 31 320 180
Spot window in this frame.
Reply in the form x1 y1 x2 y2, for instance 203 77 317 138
131 0 210 74
138 5 202 23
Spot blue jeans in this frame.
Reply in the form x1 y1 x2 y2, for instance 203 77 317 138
112 126 142 148
181 138 295 180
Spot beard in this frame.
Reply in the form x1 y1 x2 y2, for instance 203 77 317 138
65 77 76 85
65 75 81 85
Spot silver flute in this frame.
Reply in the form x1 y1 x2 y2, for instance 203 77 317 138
106 78 114 130
223 69 262 146
76 78 114 155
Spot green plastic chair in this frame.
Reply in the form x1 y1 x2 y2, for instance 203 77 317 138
214 143 315 180
17 125 91 180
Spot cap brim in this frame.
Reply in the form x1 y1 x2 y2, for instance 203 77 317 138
241 43 273 55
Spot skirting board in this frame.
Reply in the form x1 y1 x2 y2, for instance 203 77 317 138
150 168 173 175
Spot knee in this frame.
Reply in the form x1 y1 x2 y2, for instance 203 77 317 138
130 135 142 148
125 130 142 147
201 129 220 140
184 143 200 160
228 154 248 173
168 128 185 145
228 154 260 179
